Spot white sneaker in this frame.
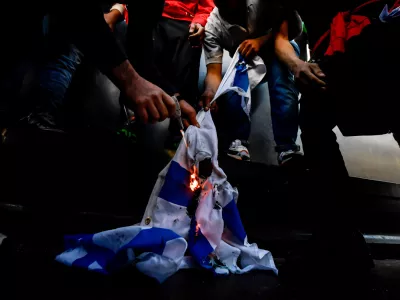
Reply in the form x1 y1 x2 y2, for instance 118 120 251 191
227 140 250 161
278 150 304 166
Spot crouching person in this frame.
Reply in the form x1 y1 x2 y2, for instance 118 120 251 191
16 3 199 135
276 0 400 287
200 0 303 163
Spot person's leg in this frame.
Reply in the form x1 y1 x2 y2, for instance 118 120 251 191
267 41 301 163
282 86 373 290
153 17 202 106
20 11 84 131
300 89 349 225
26 42 83 130
125 0 166 86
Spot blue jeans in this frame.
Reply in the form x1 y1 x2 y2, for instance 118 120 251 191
36 15 83 125
267 41 300 153
39 43 83 115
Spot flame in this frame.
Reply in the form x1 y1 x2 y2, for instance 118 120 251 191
195 223 201 236
189 165 200 192
190 173 200 191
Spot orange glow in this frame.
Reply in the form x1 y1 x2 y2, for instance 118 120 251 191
189 165 200 192
195 223 201 236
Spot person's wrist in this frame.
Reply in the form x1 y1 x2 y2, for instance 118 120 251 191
289 58 303 73
112 60 142 94
203 88 216 96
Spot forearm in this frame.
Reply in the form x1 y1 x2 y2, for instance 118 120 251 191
274 20 302 72
104 9 123 27
275 35 302 72
256 31 272 47
204 68 222 93
109 59 140 93
52 4 127 73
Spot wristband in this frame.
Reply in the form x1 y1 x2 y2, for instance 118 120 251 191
110 4 125 15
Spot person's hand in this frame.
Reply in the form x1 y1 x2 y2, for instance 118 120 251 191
188 23 205 47
238 38 263 60
124 76 176 124
199 89 217 112
292 61 327 91
179 100 200 128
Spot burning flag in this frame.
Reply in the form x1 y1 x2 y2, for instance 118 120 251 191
55 51 276 283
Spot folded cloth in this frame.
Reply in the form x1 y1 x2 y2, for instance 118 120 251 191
56 226 187 282
141 111 277 277
379 3 400 23
56 109 277 282
197 49 266 147
198 48 266 124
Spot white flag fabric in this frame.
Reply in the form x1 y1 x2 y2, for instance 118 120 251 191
198 49 266 124
56 51 276 283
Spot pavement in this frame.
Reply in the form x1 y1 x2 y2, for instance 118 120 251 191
1 234 400 300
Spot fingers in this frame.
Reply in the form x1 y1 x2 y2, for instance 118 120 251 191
238 41 247 55
239 41 255 59
295 62 327 92
137 106 149 124
241 44 249 58
189 28 203 38
154 96 169 122
200 94 213 111
297 70 326 92
210 101 219 113
243 44 254 59
310 63 326 78
305 70 326 87
183 119 190 128
204 96 212 111
162 92 177 119
147 101 161 124
189 25 205 47
180 100 200 128
189 23 196 35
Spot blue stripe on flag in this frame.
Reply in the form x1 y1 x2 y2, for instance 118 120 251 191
233 55 249 92
71 243 115 272
159 161 193 207
188 218 214 269
222 199 247 243
189 231 214 269
65 228 182 274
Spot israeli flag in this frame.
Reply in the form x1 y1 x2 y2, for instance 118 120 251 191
56 50 275 282
197 48 266 142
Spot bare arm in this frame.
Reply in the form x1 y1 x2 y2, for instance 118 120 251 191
204 63 223 94
200 63 222 110
238 31 272 59
275 20 302 71
275 20 326 89
104 8 123 31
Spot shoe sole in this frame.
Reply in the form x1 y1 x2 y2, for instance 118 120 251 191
227 153 250 161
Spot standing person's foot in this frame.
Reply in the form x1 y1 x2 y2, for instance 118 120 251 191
19 112 65 133
4 112 66 145
227 140 250 161
278 149 304 166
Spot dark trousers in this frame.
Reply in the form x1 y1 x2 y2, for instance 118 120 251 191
153 17 202 105
300 21 400 228
125 0 179 96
